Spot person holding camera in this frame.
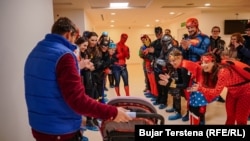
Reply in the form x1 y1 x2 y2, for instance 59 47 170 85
158 49 192 121
180 18 210 62
209 26 225 63
156 34 180 110
179 18 210 122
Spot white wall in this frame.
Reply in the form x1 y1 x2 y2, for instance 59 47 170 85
54 9 86 36
0 0 54 141
84 11 95 31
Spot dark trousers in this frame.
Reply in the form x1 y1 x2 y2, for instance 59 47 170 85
108 73 115 86
172 93 181 113
154 71 168 105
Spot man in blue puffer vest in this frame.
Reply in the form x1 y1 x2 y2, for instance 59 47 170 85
24 17 131 141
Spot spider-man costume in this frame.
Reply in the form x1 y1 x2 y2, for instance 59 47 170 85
112 33 130 96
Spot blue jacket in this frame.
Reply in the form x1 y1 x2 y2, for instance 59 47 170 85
24 34 81 134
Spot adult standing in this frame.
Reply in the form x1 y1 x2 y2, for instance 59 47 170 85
147 27 169 110
209 26 225 63
164 28 179 47
209 26 226 103
239 23 250 65
113 33 130 96
179 17 210 123
242 22 250 121
24 17 131 141
139 34 158 97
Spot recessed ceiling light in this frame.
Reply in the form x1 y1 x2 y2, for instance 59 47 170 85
204 3 211 6
111 13 116 15
155 19 159 22
110 25 114 27
169 12 175 15
110 3 129 8
110 20 115 23
146 24 150 27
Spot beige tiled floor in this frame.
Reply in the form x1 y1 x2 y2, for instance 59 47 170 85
83 63 249 140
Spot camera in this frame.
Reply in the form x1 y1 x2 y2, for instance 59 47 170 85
182 34 189 40
155 58 166 67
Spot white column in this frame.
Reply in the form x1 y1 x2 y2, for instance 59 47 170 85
0 0 53 141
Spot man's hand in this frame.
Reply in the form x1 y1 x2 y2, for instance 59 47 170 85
180 39 190 50
113 107 132 122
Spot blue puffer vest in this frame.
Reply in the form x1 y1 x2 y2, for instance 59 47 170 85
24 34 81 134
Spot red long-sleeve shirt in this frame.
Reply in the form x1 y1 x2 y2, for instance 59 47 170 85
32 53 117 141
198 67 248 102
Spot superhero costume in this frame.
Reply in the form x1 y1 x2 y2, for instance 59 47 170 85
139 34 158 97
167 66 191 120
180 18 210 124
112 33 130 96
198 55 250 125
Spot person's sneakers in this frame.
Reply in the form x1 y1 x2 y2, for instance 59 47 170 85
165 108 175 113
158 104 167 109
150 97 156 101
103 97 109 103
168 113 182 120
145 93 153 98
81 136 89 141
104 87 108 91
92 118 102 126
86 125 99 131
182 112 189 122
80 126 87 131
153 101 160 106
86 119 99 131
110 85 115 88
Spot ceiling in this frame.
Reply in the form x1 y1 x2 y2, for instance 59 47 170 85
53 0 250 28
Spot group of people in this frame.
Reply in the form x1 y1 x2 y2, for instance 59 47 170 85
24 16 250 141
140 18 250 125
134 17 250 126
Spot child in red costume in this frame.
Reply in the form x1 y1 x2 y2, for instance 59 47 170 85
112 33 130 96
191 52 250 125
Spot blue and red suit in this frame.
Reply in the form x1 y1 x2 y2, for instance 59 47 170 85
180 24 210 124
112 33 130 96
